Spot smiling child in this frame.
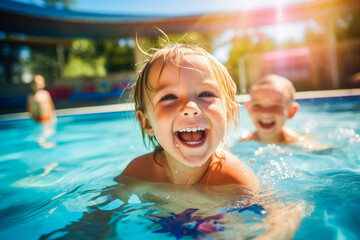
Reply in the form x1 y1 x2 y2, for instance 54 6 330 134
121 43 259 190
242 74 320 148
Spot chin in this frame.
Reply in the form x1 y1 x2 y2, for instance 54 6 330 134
260 129 276 136
181 155 210 168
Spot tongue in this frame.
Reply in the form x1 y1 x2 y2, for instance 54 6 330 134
179 131 203 142
260 122 275 129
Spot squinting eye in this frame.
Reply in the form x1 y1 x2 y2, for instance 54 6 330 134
251 105 262 111
199 91 216 98
271 106 283 112
160 94 177 101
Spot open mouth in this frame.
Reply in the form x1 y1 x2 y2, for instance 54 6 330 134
259 121 275 129
176 128 207 147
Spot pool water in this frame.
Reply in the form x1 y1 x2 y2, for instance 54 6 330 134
0 97 359 239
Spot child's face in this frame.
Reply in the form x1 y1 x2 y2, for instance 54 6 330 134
32 76 45 90
139 54 227 167
246 85 294 141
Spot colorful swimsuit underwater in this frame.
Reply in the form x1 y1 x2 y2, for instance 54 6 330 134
148 204 267 239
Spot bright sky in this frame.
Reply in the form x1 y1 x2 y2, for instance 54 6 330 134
15 0 315 15
76 0 314 15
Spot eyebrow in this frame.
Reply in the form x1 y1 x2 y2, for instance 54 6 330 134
154 77 217 92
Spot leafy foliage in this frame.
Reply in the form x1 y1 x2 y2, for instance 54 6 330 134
64 39 106 78
24 45 61 83
63 38 135 78
103 40 135 73
225 31 276 91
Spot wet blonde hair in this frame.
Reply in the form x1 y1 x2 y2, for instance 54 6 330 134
133 43 238 150
251 74 296 102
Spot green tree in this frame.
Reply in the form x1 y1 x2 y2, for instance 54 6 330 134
103 39 135 73
64 38 136 78
225 32 276 92
64 39 106 78
25 45 61 83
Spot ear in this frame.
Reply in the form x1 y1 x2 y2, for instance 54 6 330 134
288 102 299 119
244 102 251 112
136 110 154 136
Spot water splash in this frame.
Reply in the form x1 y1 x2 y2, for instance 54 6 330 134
254 144 293 156
257 158 302 184
327 127 360 144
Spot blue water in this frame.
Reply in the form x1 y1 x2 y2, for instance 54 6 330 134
0 97 359 239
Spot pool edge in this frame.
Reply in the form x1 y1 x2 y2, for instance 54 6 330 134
1 88 359 121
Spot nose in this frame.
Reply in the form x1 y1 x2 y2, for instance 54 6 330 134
181 101 201 117
263 108 272 114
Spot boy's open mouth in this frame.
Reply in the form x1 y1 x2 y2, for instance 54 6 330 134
176 128 207 147
259 121 275 129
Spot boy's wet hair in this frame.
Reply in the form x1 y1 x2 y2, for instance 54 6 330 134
251 74 296 102
133 43 238 151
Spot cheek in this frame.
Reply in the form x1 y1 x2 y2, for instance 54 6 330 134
274 111 289 123
208 102 227 126
249 110 261 120
154 105 177 123
150 106 179 137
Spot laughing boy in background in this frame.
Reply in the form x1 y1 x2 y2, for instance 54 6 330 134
241 74 323 149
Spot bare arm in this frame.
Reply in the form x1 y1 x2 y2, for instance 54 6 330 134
46 91 55 111
255 202 303 240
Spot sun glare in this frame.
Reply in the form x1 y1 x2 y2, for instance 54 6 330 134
275 0 285 44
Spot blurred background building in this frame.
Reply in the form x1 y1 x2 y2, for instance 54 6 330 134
0 0 359 114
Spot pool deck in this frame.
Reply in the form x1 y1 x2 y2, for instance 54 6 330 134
1 88 359 121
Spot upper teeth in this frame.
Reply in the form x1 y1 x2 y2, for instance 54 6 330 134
178 128 205 133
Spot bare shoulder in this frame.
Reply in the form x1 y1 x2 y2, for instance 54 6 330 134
44 90 52 99
120 153 166 182
36 90 52 100
284 128 303 143
222 150 258 181
121 153 153 176
225 151 260 192
46 90 53 98
202 149 260 191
